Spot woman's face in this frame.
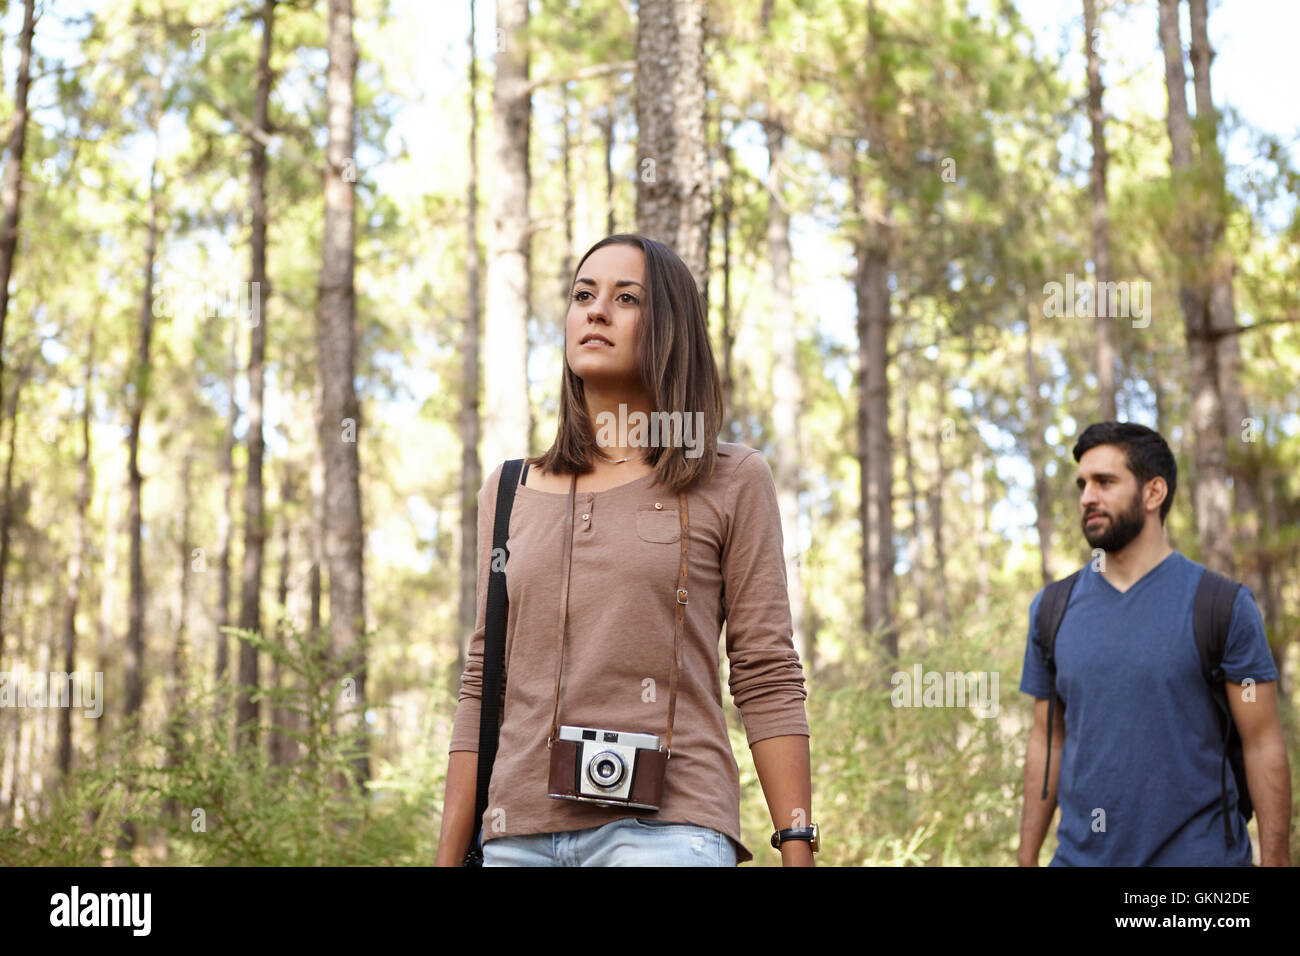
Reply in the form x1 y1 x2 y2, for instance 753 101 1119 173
566 243 646 389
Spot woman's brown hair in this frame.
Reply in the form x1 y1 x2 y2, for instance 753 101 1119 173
527 233 724 494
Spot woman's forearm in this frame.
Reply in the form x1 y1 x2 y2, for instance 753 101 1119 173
434 750 481 866
751 733 814 866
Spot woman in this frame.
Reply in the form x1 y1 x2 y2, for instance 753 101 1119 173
435 234 815 866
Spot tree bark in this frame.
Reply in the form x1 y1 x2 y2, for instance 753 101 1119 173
237 0 276 753
1157 0 1232 573
163 447 194 822
719 136 737 441
599 97 615 235
1026 306 1054 586
124 105 162 728
763 113 806 663
1188 0 1260 595
483 0 532 471
215 305 237 713
59 329 95 777
0 0 36 422
634 0 709 292
899 350 927 617
1084 0 1116 421
271 466 294 767
316 0 368 789
457 0 483 695
928 391 950 631
0 366 24 672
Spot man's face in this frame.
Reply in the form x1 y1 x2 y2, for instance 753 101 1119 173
1076 445 1150 553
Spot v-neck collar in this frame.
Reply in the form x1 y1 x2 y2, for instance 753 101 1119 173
1094 550 1178 597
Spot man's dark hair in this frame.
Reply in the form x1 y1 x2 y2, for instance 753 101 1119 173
1073 421 1177 523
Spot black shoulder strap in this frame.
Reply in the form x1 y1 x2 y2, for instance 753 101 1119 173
1034 569 1080 800
1194 567 1239 686
467 458 523 863
1193 566 1247 847
1034 570 1080 676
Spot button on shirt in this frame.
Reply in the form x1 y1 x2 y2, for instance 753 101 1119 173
450 442 809 863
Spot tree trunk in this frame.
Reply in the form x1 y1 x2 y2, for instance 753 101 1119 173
120 95 162 854
0 366 23 670
97 482 120 751
1026 306 1054 585
125 107 162 727
600 97 615 235
719 136 737 441
59 329 95 777
928 398 950 631
237 0 276 753
164 447 194 822
763 114 806 663
214 305 237 717
316 0 368 789
971 445 990 603
483 0 532 471
1188 0 1260 596
457 0 484 695
899 351 927 617
0 0 36 421
1084 0 1116 420
271 466 293 768
1157 0 1232 573
634 0 709 292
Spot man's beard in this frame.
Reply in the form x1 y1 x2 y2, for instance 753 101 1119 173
1082 487 1146 552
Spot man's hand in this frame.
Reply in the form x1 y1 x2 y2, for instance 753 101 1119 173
1226 679 1292 866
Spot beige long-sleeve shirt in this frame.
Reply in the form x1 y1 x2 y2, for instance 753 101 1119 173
449 441 809 864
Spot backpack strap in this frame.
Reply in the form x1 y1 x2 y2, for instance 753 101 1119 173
1192 567 1244 849
1034 570 1080 800
466 458 524 865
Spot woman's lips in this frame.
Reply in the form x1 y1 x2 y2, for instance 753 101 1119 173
580 339 613 348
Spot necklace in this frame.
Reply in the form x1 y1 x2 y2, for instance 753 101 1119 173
594 447 637 465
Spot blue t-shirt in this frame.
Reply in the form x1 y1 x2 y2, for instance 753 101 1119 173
1019 550 1277 866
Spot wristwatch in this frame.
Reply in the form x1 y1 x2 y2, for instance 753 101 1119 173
771 823 819 852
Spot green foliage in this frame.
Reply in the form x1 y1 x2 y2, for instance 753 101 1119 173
0 619 444 866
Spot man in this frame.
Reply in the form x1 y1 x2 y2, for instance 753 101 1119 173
1017 421 1291 866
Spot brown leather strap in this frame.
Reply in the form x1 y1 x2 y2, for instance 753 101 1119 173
546 474 579 747
665 489 689 754
546 475 691 758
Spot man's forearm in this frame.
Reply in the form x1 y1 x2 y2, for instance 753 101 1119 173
1018 735 1061 865
751 734 814 867
1243 736 1292 866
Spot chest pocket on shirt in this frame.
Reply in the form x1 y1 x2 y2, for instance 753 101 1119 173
636 507 680 543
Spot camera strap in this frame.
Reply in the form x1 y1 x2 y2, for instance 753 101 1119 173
547 472 690 755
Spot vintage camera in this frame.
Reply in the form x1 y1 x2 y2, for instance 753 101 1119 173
548 725 668 811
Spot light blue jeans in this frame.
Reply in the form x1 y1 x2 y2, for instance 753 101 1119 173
482 816 738 867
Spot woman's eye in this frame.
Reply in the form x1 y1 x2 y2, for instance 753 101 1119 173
571 290 638 305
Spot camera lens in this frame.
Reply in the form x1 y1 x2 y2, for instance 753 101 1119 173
586 750 626 790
